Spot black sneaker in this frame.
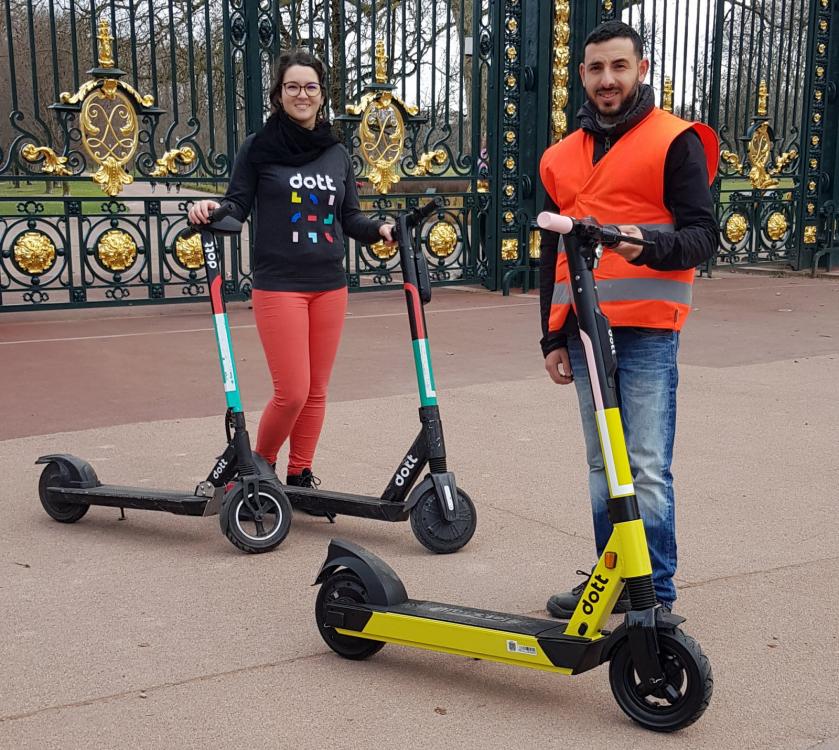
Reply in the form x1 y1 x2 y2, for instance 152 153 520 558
286 469 335 522
286 468 320 489
546 568 630 619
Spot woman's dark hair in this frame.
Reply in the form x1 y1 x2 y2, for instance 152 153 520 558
584 21 644 59
268 48 327 121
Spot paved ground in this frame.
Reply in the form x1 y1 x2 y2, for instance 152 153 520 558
1 272 838 749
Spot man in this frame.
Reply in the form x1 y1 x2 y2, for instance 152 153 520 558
539 21 718 617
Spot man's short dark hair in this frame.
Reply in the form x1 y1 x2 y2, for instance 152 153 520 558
584 21 644 59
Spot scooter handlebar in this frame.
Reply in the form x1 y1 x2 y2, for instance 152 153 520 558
406 197 444 228
536 211 654 249
185 202 242 238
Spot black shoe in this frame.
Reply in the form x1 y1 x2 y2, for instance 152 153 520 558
286 468 320 489
546 568 630 619
286 469 335 522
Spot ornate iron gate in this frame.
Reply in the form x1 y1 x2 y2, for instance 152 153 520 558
553 0 836 274
3 1 837 311
0 0 531 310
481 0 839 293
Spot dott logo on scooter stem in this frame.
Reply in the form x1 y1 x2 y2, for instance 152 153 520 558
393 454 418 486
581 573 610 615
211 457 228 481
203 240 219 269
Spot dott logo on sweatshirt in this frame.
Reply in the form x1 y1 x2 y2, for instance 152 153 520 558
289 172 336 191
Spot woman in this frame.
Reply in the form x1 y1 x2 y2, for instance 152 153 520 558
188 49 394 489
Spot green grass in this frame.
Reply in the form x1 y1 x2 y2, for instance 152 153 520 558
188 182 226 195
0 180 129 215
718 176 796 207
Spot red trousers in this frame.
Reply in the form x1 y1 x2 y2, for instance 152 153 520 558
252 287 348 475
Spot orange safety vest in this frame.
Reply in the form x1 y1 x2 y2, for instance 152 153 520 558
539 108 719 333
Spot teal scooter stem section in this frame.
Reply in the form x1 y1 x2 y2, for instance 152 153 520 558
212 311 243 413
412 337 438 407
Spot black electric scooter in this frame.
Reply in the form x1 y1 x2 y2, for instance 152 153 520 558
282 198 477 554
312 213 713 732
36 206 293 554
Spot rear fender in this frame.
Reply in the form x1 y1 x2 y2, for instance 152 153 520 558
35 454 99 488
314 538 408 606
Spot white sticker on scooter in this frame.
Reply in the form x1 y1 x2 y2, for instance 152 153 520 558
443 485 454 511
214 314 236 392
506 639 537 656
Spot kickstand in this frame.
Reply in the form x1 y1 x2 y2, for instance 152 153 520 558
326 512 336 524
119 507 126 520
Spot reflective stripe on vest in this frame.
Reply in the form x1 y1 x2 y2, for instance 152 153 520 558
552 277 693 306
552 223 686 307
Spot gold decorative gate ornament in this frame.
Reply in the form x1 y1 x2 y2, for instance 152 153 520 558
428 221 458 258
13 231 57 275
20 145 71 176
80 84 139 195
720 80 798 191
175 233 204 270
551 0 570 142
21 19 194 196
96 229 138 271
342 40 446 195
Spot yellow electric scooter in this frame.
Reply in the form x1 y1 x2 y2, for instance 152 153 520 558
312 213 713 732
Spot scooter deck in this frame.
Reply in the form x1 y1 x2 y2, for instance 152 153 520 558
44 484 210 516
284 486 410 522
326 598 617 674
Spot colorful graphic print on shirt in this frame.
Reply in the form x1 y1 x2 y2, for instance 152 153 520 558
288 171 336 245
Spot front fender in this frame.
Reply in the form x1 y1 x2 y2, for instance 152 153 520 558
601 608 687 664
404 475 435 512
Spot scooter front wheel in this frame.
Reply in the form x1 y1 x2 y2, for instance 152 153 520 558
315 571 385 660
220 481 291 553
409 486 476 554
38 461 89 523
608 627 713 732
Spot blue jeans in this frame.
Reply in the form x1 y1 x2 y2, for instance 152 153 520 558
567 328 680 606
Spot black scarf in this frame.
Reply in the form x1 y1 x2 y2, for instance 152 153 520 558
248 108 339 167
577 83 655 140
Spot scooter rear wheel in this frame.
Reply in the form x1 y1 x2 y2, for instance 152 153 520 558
409 486 476 554
608 627 713 732
315 571 385 660
220 481 291 553
38 461 89 523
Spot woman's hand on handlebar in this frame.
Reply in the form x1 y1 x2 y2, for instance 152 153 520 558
378 223 396 244
187 199 221 225
609 225 645 261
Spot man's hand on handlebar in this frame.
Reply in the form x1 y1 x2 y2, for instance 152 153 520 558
187 199 221 225
609 224 645 261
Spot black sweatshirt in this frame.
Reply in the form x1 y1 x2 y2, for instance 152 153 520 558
223 136 383 292
539 109 718 356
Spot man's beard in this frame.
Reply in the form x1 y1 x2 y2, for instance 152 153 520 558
589 80 641 124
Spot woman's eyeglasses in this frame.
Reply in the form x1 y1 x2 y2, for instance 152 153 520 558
282 82 323 97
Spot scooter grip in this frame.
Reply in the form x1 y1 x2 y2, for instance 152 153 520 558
207 202 235 224
185 202 235 237
536 211 575 235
